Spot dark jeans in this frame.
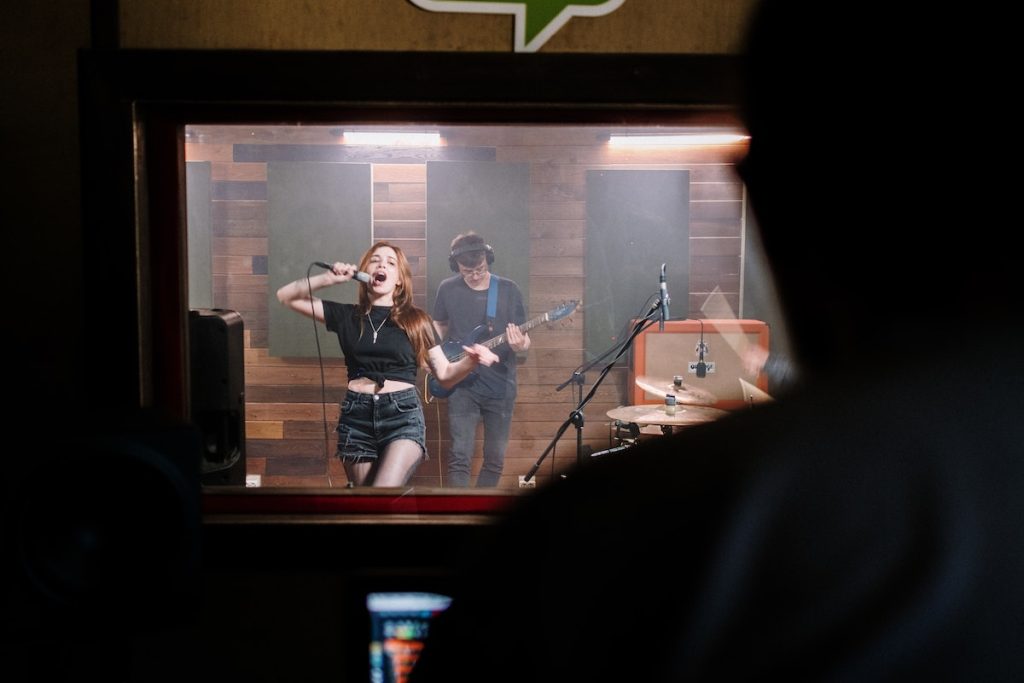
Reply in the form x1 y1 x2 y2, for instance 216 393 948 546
446 389 515 487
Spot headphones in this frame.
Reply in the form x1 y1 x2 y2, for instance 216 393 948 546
449 242 495 272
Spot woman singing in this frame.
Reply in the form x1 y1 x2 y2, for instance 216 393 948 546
276 241 498 486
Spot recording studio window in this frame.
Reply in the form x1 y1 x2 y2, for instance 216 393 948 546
183 121 791 491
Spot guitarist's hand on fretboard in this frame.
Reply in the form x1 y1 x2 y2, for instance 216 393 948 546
505 322 531 353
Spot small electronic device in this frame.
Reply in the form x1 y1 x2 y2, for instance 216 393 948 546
366 591 452 683
344 570 455 683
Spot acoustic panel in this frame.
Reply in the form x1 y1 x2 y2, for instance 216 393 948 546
425 160 530 314
185 161 213 309
630 319 769 409
267 162 372 358
585 170 689 361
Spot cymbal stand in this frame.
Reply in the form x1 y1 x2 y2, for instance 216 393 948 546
523 301 660 483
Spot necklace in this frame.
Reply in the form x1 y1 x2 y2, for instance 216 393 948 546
366 309 389 344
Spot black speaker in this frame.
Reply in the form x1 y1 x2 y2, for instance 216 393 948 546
189 308 246 486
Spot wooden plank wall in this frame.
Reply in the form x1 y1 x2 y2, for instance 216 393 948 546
184 125 747 489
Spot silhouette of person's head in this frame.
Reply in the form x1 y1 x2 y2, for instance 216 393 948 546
737 1 1011 375
409 7 1023 683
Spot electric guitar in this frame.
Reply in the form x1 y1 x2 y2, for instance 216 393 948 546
427 300 579 399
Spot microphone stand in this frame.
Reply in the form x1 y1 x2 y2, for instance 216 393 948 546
523 301 661 483
554 323 627 396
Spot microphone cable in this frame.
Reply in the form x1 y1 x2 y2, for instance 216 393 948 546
417 374 444 487
305 263 335 488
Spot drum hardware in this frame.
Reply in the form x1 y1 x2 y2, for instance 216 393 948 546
525 302 660 482
612 419 642 444
589 443 634 459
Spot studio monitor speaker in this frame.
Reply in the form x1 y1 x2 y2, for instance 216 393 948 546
189 308 246 485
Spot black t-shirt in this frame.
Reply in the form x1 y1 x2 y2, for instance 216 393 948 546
432 274 526 400
322 301 418 386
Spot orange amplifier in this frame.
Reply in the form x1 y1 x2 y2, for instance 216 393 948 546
630 319 770 410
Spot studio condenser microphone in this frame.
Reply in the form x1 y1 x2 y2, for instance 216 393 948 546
659 263 670 332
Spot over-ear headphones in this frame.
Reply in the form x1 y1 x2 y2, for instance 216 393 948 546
449 242 495 272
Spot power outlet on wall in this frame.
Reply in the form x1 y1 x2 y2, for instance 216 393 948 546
518 475 536 489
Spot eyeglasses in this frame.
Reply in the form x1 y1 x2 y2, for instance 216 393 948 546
458 265 488 278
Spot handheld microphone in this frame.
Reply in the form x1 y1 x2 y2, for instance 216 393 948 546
659 263 670 332
313 262 371 283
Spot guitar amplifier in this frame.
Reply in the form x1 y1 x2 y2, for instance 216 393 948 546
189 308 246 486
630 319 770 410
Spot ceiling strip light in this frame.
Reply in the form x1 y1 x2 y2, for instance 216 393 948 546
342 131 442 146
608 133 750 147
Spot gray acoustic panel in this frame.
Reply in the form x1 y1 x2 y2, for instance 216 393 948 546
425 161 530 314
267 162 372 358
585 170 690 361
185 161 213 310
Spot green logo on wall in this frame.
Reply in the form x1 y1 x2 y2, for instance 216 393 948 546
409 0 626 53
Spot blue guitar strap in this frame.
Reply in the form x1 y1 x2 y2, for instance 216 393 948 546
486 275 499 334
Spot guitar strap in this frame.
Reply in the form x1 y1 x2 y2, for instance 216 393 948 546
485 275 499 334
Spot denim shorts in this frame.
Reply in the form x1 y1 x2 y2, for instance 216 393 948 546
336 387 427 463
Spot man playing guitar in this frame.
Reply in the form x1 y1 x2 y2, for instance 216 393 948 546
432 232 530 487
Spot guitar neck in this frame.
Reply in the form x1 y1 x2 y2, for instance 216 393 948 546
450 313 550 361
481 313 549 350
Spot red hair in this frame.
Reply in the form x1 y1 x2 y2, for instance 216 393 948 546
356 242 435 367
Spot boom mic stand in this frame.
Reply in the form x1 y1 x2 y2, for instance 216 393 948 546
523 300 662 483
554 314 634 397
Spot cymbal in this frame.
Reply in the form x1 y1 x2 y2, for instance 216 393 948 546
738 378 773 405
635 375 717 406
606 404 728 427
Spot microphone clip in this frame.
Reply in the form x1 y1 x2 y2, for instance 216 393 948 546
690 334 713 378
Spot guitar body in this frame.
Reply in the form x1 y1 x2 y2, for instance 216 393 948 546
426 300 578 400
428 326 488 398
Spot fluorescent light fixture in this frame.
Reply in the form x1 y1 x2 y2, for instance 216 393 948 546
608 132 750 147
341 131 442 146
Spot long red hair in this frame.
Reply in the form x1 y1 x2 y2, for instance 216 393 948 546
356 242 436 367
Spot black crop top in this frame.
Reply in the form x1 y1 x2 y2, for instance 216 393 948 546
322 302 419 387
